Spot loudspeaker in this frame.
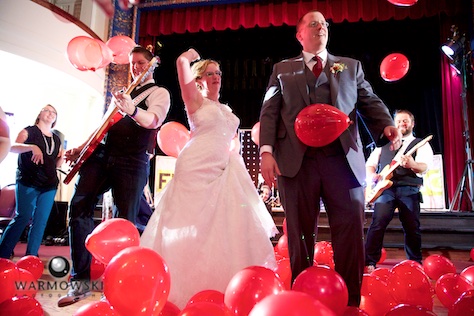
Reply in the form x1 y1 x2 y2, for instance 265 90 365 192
43 201 68 240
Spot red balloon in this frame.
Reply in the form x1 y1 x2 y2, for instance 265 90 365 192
385 304 436 315
275 258 291 290
251 122 260 145
224 266 284 316
282 218 287 236
103 246 170 316
343 306 369 315
387 260 433 310
15 268 37 298
159 301 181 316
380 53 410 82
186 289 225 307
378 248 387 264
106 35 136 65
461 265 474 285
387 0 418 6
90 257 106 280
294 103 350 147
85 218 140 265
67 36 104 71
0 296 43 316
180 301 232 316
0 268 19 304
0 258 17 274
422 254 457 280
74 300 119 316
292 265 348 315
16 255 43 280
248 291 336 316
470 248 474 261
313 241 335 270
276 234 289 258
435 273 474 308
371 267 390 283
360 274 397 316
157 121 190 158
450 289 474 316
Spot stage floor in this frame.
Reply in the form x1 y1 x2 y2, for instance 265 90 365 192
10 242 474 315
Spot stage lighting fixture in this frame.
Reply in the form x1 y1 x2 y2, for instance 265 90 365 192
441 25 465 60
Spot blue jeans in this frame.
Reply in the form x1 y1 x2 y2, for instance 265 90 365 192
365 185 422 266
0 182 56 258
68 145 148 281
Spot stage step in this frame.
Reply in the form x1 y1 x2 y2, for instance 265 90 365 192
271 209 474 251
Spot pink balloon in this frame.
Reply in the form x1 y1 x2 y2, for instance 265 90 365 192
74 300 119 316
157 121 190 158
380 53 410 82
292 265 348 315
249 291 336 316
295 103 351 147
67 36 104 71
103 246 170 316
0 296 43 316
251 122 260 145
106 35 136 64
422 254 456 280
85 218 140 265
461 265 474 285
94 39 113 69
224 266 284 316
435 273 474 308
387 0 418 6
16 255 43 280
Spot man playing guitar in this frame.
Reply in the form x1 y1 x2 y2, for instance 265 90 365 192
364 109 434 274
58 45 171 307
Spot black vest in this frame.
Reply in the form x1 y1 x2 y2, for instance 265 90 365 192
379 138 423 187
105 83 158 157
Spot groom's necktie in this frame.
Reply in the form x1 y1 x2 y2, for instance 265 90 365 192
312 56 323 78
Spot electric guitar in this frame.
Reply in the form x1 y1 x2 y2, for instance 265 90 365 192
365 135 433 204
63 57 158 184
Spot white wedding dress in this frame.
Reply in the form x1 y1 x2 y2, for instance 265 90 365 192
140 98 278 309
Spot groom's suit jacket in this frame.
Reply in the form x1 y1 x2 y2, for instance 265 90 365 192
259 52 394 186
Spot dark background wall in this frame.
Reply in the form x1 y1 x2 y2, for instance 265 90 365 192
151 15 444 156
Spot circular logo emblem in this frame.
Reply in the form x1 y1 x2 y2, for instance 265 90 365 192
48 256 70 278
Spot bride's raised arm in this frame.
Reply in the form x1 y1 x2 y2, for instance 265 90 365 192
176 48 203 114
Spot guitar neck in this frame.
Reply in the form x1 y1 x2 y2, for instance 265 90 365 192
385 135 433 175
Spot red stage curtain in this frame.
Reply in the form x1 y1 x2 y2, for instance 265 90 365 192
441 57 469 208
138 0 463 37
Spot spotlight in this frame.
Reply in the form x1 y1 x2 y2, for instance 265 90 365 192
441 25 465 60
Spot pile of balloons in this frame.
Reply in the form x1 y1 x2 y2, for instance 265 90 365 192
67 35 136 71
0 255 44 316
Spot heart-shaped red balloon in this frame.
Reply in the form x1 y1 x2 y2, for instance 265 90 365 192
294 103 350 147
85 218 140 265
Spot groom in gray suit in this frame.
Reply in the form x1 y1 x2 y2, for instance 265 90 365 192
259 10 402 306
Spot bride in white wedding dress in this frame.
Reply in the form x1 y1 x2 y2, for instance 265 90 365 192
140 48 278 309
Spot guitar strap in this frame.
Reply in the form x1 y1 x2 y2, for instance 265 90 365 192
132 85 159 108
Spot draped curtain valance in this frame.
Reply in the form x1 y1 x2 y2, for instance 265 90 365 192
138 0 464 36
